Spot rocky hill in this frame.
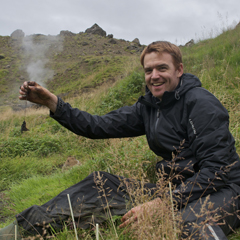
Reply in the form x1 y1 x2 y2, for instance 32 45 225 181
0 24 144 109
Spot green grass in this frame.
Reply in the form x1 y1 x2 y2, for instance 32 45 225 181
96 70 145 115
48 55 137 96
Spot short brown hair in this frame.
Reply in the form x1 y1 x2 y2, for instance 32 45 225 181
140 41 182 69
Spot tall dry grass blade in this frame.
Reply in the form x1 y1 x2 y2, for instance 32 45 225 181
94 172 118 239
169 182 176 236
67 194 79 240
15 224 17 240
96 223 99 240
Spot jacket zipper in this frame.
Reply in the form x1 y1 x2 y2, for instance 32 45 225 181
155 108 161 144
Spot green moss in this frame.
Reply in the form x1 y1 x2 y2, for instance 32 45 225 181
0 69 8 79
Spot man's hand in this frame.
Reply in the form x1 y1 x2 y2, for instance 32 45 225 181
119 198 162 228
19 81 58 113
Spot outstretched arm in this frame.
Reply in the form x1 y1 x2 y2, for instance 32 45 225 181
19 81 146 139
19 81 58 113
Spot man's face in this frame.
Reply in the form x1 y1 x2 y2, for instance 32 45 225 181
143 52 183 100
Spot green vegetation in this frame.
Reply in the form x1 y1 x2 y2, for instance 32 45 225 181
0 69 8 79
0 24 240 239
97 71 145 115
48 55 134 97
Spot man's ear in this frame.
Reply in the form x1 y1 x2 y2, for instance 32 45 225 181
177 63 184 77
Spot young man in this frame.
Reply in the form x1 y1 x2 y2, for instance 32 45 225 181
1 41 240 239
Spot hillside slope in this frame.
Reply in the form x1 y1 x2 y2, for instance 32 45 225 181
0 24 143 109
0 23 240 239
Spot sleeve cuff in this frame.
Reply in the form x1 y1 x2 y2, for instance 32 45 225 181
50 96 64 118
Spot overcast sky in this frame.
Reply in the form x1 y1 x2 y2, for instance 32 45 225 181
1 0 239 45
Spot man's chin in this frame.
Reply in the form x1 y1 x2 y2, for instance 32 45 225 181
153 95 162 100
152 91 163 100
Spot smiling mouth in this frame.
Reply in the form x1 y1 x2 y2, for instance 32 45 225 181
152 83 164 86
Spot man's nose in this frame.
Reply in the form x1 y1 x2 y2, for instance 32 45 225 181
151 68 159 79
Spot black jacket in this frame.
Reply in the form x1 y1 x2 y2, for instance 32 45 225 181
51 73 240 207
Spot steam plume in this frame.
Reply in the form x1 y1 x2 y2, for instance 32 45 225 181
22 35 63 87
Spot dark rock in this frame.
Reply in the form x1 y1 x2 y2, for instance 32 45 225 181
132 38 141 46
32 34 46 37
85 24 106 37
10 29 25 39
0 54 5 60
185 39 194 47
107 34 113 38
109 39 117 44
126 44 144 53
59 30 76 37
82 42 89 46
127 45 138 51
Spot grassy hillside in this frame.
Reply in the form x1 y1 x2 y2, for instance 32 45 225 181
0 24 240 239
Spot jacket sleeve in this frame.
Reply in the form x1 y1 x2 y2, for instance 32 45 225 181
50 97 146 139
173 89 236 207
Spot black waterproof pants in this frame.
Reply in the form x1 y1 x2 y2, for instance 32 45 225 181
16 171 240 239
181 183 240 239
16 171 155 235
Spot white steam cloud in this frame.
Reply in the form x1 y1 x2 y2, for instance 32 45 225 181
26 59 52 85
22 35 63 87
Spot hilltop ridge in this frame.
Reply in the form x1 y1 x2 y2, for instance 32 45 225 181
0 23 144 108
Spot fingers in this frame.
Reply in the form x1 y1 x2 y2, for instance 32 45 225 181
19 88 27 100
19 81 40 100
119 215 137 228
120 209 138 228
19 82 28 100
27 81 39 87
20 81 39 91
119 218 130 228
121 209 134 222
119 200 161 230
19 81 29 93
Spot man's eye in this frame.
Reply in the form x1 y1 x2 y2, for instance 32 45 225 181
145 69 152 74
158 66 166 71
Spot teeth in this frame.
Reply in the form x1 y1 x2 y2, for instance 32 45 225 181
153 83 164 86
